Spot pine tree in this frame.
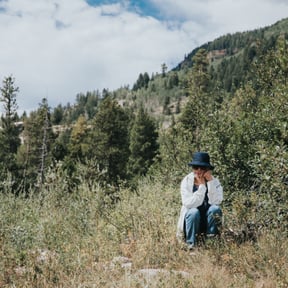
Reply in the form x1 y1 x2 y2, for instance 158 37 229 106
88 97 130 185
0 75 21 192
161 63 167 77
0 75 21 154
128 106 159 178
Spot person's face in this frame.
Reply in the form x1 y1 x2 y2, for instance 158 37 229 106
192 165 209 177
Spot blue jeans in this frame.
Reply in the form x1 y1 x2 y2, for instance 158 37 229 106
184 205 222 245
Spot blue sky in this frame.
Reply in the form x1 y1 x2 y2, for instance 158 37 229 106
0 0 287 113
86 0 162 19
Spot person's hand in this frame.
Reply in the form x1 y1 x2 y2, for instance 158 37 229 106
195 170 206 185
203 170 213 181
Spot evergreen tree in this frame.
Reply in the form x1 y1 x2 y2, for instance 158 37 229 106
133 72 150 91
0 75 21 192
161 63 167 77
0 76 21 154
68 115 89 161
52 128 71 162
168 72 179 88
85 91 100 119
128 106 159 179
163 96 171 115
51 104 64 125
88 97 130 185
179 48 211 150
17 98 55 190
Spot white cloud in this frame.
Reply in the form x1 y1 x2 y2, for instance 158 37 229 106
0 0 287 113
150 0 288 43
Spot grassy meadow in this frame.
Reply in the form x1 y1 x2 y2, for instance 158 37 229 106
0 171 287 288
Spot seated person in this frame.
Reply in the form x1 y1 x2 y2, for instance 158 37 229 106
176 152 223 249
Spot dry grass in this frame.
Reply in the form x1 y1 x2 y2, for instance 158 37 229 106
0 177 287 287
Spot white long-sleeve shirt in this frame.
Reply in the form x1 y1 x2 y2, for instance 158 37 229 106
176 172 223 239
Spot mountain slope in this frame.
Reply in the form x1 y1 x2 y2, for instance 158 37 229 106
50 17 288 126
113 17 288 120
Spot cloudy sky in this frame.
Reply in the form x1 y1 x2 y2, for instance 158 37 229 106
0 0 287 113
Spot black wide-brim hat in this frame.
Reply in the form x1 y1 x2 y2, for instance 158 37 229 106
188 152 214 170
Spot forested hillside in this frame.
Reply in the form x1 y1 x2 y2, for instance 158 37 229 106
0 18 287 287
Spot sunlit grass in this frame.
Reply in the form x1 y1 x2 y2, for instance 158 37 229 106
0 174 287 287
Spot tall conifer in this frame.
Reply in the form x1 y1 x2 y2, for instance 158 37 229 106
128 105 159 179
